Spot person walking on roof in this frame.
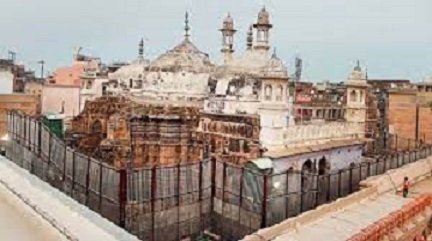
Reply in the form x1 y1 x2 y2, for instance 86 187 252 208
403 176 410 198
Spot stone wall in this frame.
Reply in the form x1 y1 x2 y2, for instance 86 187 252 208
68 96 202 168
198 113 261 165
272 144 363 172
280 122 364 147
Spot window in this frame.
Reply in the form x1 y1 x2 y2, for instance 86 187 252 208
86 80 92 89
349 90 356 102
276 85 283 101
92 120 102 133
265 85 272 101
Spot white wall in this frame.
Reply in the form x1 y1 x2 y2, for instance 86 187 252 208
42 86 80 118
0 71 14 94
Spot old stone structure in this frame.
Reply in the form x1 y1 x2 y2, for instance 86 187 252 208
62 9 381 174
67 96 202 168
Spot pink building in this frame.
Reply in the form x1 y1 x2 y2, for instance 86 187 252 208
42 53 100 119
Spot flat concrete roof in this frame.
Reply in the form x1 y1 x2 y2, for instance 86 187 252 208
273 194 409 241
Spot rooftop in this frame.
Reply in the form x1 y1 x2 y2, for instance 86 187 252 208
242 154 432 241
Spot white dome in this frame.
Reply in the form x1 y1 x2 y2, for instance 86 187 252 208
149 38 214 73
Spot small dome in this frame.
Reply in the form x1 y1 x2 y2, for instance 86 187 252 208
257 7 270 25
223 13 233 24
222 13 235 31
261 54 288 78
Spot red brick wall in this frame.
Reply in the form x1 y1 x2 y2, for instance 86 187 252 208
389 90 432 145
419 108 432 143
388 90 417 140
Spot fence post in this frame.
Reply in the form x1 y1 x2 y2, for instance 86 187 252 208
98 162 103 212
300 171 304 213
37 121 42 157
23 115 26 150
367 161 371 177
408 139 411 151
48 129 52 162
221 162 227 231
260 173 268 228
85 157 91 206
62 146 67 182
46 131 52 179
210 158 216 214
338 170 342 198
238 168 244 230
176 163 180 240
71 151 75 191
349 167 353 194
118 167 127 228
150 166 157 241
285 170 289 218
198 161 203 233
327 173 331 201
315 174 319 208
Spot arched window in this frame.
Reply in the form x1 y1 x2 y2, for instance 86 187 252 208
349 90 356 102
276 85 283 101
302 159 313 174
318 157 328 175
129 79 133 88
265 85 272 101
359 91 364 103
92 120 102 133
316 109 322 118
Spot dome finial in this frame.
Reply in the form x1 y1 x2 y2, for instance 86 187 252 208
247 25 253 50
272 47 277 58
184 11 190 39
354 60 361 71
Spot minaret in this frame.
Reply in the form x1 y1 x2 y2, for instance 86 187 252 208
246 25 253 50
184 12 190 40
253 6 273 54
220 13 236 64
137 38 144 62
344 61 369 133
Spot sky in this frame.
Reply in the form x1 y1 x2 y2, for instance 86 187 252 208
0 0 431 82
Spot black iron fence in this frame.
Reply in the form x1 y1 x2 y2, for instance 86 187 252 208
5 111 432 241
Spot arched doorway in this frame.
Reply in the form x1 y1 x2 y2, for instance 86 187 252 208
301 159 316 211
318 157 328 175
92 120 102 133
317 157 330 204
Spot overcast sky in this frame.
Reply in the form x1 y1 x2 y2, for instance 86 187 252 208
1 0 431 82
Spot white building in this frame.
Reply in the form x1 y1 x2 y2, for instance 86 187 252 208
0 64 14 94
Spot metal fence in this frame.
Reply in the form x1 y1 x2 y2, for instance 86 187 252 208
5 111 432 241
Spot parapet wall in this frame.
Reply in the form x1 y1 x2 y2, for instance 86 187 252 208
241 156 432 241
360 156 432 195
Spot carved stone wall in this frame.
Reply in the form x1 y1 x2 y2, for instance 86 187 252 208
67 96 201 168
198 113 261 165
281 122 364 147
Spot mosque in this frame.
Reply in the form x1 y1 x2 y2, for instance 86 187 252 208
69 7 377 176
